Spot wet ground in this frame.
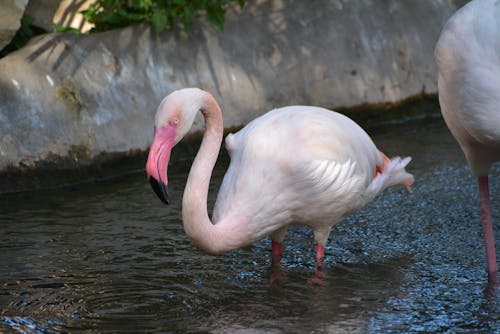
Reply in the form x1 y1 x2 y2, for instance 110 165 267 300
0 110 499 333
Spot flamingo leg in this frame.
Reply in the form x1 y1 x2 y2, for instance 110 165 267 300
271 240 283 267
478 176 498 285
307 243 326 285
315 243 325 271
270 240 286 285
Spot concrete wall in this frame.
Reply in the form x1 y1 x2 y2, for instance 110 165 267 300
0 0 463 188
0 0 29 51
25 0 95 33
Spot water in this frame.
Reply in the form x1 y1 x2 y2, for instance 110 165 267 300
1 111 499 333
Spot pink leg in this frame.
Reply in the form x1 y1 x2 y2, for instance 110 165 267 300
271 240 283 267
270 241 285 285
478 176 498 285
308 243 326 284
315 243 325 271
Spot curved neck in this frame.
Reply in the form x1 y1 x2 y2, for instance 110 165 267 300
181 92 230 254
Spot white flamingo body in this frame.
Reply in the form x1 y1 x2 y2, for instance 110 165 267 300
436 0 500 175
214 106 386 245
146 88 413 276
435 0 499 283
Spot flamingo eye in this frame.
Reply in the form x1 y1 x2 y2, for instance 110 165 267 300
171 118 179 125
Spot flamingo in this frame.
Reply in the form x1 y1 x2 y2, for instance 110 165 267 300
146 88 414 280
435 0 499 284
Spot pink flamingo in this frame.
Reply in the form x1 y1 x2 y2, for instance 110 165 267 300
435 0 499 284
146 88 414 280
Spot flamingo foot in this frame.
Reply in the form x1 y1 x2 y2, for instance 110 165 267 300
270 267 287 286
307 270 326 285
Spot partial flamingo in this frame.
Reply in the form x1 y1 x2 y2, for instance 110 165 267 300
146 88 414 281
435 0 499 284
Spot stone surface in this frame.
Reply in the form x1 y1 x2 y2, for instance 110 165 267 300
22 0 94 33
0 0 464 190
26 0 96 32
52 0 95 33
24 0 61 32
0 0 29 51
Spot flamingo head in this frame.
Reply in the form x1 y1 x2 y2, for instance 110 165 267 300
146 88 205 204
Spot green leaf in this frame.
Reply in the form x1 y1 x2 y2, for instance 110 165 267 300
179 6 194 34
205 3 225 30
151 9 168 32
53 23 81 34
172 0 186 5
78 0 245 34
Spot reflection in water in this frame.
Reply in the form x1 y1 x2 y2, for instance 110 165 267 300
197 258 410 333
0 116 499 333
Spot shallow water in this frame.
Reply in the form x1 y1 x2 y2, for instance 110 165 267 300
1 113 499 333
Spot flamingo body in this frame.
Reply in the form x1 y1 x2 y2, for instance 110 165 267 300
214 106 396 245
435 0 500 175
435 0 499 283
146 88 413 274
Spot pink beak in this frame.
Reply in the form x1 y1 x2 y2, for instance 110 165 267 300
146 125 176 204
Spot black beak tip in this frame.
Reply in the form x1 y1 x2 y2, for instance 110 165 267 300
149 177 169 205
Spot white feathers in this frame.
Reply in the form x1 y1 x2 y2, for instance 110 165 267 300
366 156 414 199
224 133 238 157
211 105 413 245
302 159 358 193
155 88 206 145
435 0 500 175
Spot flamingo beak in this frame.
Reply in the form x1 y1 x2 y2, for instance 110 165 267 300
149 176 169 204
146 125 176 205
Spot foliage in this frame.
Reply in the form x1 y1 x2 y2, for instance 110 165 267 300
82 0 246 34
53 23 82 34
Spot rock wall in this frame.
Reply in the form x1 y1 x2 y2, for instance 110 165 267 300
0 0 29 51
0 0 464 188
25 0 95 33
